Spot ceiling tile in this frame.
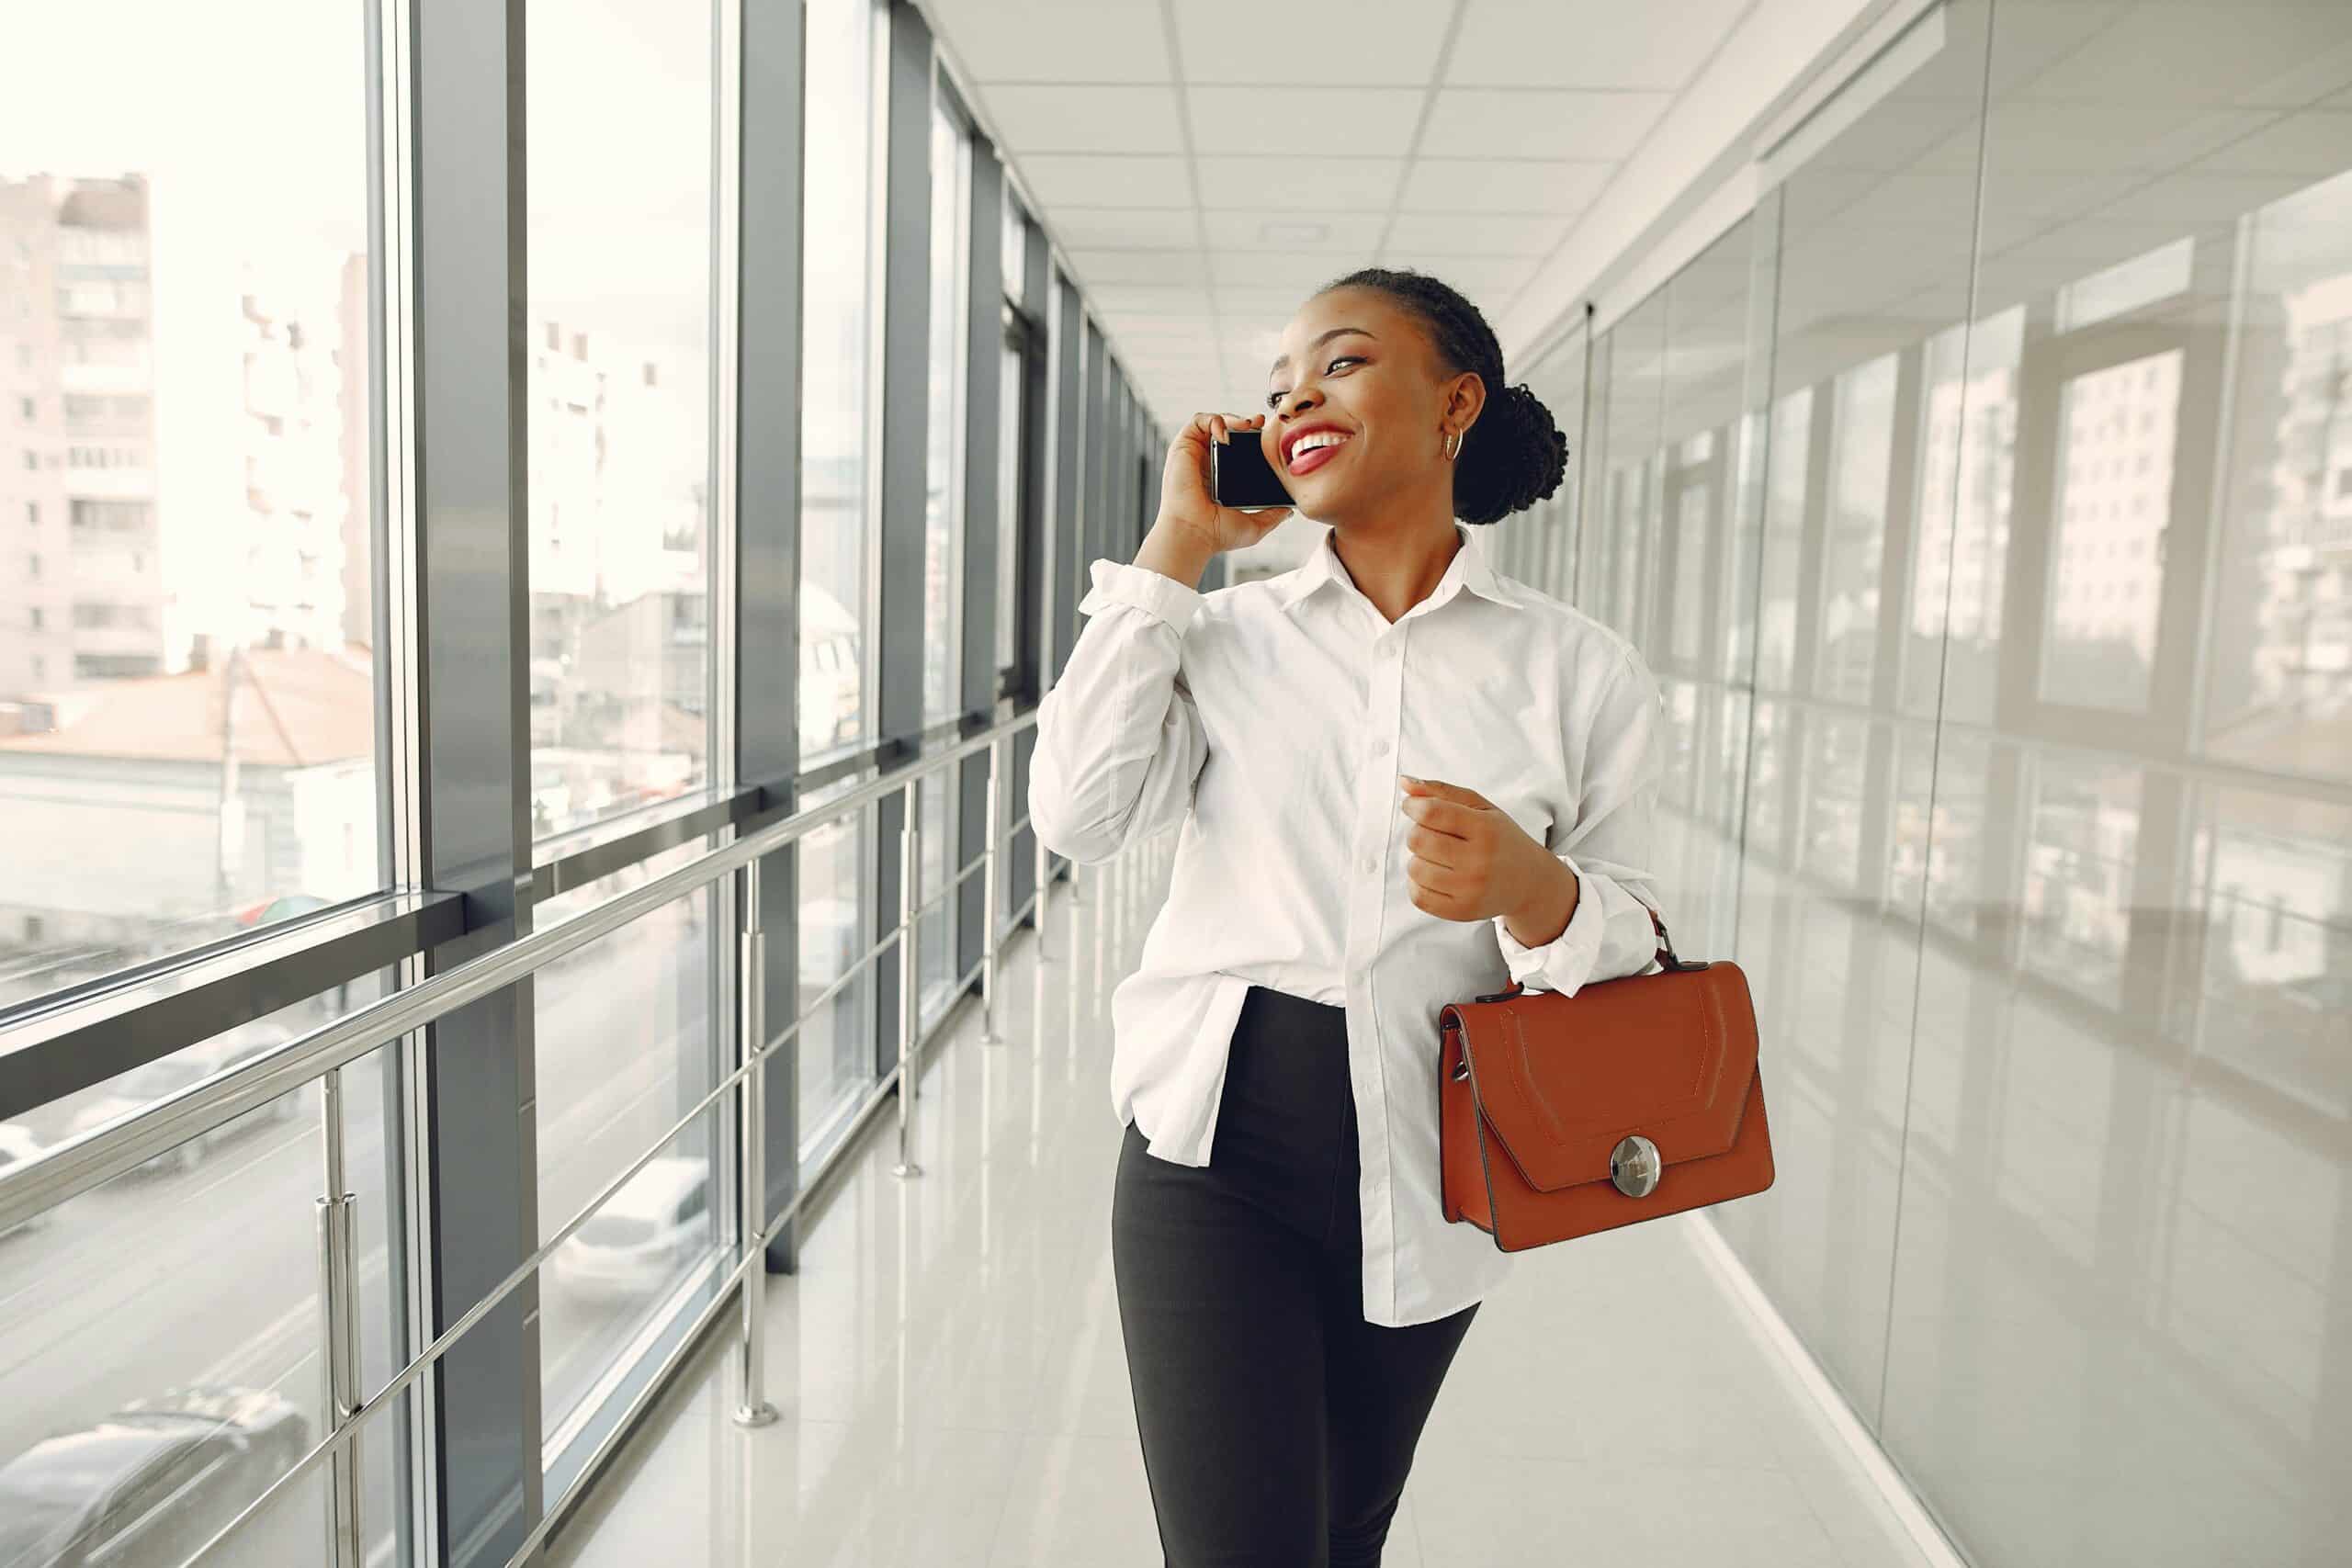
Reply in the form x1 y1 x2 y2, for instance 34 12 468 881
927 0 1171 84
1418 88 1671 161
1374 252 1540 298
984 85 1186 153
1212 251 1356 288
1191 154 1405 209
1382 212 1571 256
1068 248 1208 285
1091 284 1218 313
1114 354 1223 374
1446 0 1751 90
1200 210 1390 252
1185 86 1428 155
1018 154 1194 209
1113 359 1223 383
1049 208 1204 248
1398 157 1614 213
1218 286 1326 315
1104 312 1225 338
1166 0 1454 83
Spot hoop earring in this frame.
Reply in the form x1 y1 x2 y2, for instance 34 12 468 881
1443 429 1461 462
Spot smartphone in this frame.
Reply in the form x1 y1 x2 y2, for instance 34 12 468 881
1210 430 1293 512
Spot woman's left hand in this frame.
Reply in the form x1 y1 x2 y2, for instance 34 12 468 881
1396 774 1574 931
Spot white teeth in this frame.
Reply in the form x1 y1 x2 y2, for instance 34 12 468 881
1290 431 1349 466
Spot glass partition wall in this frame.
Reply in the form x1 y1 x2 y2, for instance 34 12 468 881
1512 3 2352 1562
0 1 1144 1563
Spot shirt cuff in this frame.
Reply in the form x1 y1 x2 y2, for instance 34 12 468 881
1077 558 1204 632
1492 852 1607 998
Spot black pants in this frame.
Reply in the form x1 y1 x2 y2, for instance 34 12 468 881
1112 984 1480 1567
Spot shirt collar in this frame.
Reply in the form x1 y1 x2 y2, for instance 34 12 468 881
1275 520 1521 619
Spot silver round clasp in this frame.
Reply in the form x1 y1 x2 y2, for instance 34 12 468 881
1610 1134 1661 1198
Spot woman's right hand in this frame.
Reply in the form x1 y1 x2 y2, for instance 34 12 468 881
1158 412 1294 556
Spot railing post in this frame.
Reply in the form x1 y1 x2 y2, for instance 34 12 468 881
313 1069 362 1568
735 856 779 1427
979 735 1005 1046
893 780 923 1178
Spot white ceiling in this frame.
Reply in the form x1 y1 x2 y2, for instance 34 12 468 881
924 0 1758 432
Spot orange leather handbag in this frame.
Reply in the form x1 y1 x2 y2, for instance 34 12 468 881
1439 913 1773 1250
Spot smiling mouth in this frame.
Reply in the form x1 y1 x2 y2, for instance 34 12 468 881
1287 433 1351 476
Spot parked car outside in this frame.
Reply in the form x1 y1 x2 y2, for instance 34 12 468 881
547 1155 711 1305
0 1385 307 1568
65 1022 304 1177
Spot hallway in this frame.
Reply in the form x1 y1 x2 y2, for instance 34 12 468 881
543 838 1950 1567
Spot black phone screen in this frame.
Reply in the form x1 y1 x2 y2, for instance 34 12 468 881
1211 433 1293 511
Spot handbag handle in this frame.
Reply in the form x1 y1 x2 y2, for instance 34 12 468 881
1473 905 1707 1006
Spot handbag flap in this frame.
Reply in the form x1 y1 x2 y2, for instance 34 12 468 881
1442 961 1757 1194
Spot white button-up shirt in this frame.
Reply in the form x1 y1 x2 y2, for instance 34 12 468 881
1029 519 1666 1327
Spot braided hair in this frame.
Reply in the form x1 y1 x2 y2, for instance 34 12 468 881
1317 266 1568 527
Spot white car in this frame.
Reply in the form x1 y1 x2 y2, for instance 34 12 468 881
0 1123 47 1237
548 1156 711 1304
67 1022 304 1177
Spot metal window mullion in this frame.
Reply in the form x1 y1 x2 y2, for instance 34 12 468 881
957 137 1005 985
1006 223 1050 930
733 0 806 1272
380 0 438 1548
874 0 934 1081
407 0 541 1559
706 0 753 1337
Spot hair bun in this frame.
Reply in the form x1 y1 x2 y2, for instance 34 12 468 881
1453 380 1567 525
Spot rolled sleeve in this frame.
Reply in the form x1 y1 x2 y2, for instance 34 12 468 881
1027 558 1210 864
1078 558 1203 629
1495 646 1666 998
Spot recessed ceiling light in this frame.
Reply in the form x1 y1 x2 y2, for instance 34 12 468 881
1258 220 1329 244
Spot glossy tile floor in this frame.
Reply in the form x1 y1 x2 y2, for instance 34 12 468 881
544 843 1950 1568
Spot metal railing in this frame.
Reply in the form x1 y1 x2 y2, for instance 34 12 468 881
0 705 1083 1568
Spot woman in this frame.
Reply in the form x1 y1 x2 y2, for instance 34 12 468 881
1028 267 1668 1566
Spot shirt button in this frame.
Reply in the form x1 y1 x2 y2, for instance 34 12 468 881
1371 738 1389 757
1363 855 1378 874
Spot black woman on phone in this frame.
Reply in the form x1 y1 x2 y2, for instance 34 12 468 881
1029 267 1668 1568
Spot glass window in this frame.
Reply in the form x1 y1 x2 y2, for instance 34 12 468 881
0 0 379 1010
1717 0 1994 1436
1522 330 1584 602
1755 389 1810 692
1592 296 1665 647
1815 352 1896 705
922 102 969 730
1001 186 1027 308
919 99 971 1032
1799 5 2352 1564
532 840 719 1463
994 305 1026 685
801 0 878 762
2038 349 2182 711
797 776 877 1165
0 997 407 1566
2200 165 2352 784
1905 308 2021 721
526 0 714 838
